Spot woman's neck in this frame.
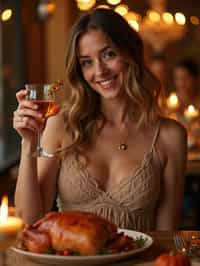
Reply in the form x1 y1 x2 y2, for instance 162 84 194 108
101 98 132 126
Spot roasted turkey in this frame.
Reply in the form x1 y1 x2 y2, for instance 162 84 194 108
22 211 118 255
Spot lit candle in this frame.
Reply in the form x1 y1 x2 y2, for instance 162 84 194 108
166 92 179 111
184 105 199 123
0 196 23 250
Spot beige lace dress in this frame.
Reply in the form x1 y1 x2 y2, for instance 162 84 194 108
57 123 162 231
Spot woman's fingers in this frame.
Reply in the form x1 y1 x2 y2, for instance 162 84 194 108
14 108 43 122
13 115 38 132
16 89 38 110
16 89 27 103
13 109 44 132
14 89 46 136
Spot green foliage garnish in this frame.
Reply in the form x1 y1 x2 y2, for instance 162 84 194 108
135 236 148 248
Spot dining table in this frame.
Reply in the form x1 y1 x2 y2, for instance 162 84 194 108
3 231 200 266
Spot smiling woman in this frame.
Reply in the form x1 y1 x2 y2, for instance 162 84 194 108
13 8 187 231
78 30 129 101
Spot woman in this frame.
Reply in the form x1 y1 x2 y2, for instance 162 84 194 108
13 9 187 230
173 59 200 110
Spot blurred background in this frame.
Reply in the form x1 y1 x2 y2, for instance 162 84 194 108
1 0 200 229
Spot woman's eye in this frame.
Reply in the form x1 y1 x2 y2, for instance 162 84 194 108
80 59 92 67
103 50 116 60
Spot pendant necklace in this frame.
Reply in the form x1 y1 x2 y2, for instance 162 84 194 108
118 125 128 151
118 142 128 151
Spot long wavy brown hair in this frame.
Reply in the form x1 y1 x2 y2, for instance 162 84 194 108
62 8 162 154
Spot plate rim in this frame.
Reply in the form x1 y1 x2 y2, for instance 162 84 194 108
12 229 153 263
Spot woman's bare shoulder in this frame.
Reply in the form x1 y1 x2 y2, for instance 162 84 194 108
160 116 187 136
159 116 187 148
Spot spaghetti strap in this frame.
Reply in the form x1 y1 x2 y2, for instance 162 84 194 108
150 120 161 152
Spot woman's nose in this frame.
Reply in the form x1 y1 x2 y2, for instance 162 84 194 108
95 60 108 76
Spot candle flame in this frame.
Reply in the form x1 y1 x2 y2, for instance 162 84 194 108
169 93 178 104
166 92 179 110
188 105 196 113
0 196 8 222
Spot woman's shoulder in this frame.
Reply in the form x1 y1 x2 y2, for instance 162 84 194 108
159 116 187 146
159 116 187 134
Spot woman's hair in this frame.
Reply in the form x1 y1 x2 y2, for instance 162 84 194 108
175 59 199 78
62 8 161 153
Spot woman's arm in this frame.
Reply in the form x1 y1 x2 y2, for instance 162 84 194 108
14 91 64 224
155 119 187 230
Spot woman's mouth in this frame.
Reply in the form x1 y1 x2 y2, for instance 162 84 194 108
97 77 116 89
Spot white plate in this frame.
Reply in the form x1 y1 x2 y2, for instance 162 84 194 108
12 229 153 265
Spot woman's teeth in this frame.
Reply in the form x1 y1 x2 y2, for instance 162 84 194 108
99 78 115 86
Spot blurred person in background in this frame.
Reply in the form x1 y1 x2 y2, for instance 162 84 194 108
173 58 200 229
173 58 200 111
149 54 171 96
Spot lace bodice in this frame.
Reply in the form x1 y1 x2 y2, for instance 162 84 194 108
57 123 162 230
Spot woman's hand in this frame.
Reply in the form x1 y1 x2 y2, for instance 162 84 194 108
13 89 45 148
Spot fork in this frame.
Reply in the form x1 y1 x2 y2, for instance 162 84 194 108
173 233 191 256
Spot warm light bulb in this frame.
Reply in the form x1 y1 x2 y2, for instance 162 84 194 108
124 12 140 31
148 11 161 23
115 4 128 16
175 12 186 25
106 0 121 5
1 9 12 21
77 0 96 11
128 20 139 31
190 16 199 26
0 196 8 222
124 11 139 21
162 12 174 24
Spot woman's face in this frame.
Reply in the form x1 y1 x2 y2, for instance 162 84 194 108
174 67 197 97
77 29 129 101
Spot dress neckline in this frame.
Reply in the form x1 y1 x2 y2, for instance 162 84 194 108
67 119 161 195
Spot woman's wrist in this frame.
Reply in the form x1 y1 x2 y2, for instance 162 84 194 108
21 139 37 157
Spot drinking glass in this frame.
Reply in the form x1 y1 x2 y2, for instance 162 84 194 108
25 83 60 157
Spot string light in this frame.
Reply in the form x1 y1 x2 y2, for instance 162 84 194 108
1 8 12 21
106 0 121 5
74 0 200 51
114 4 128 16
76 0 96 11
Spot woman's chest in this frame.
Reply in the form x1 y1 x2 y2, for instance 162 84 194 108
58 149 161 208
81 134 157 191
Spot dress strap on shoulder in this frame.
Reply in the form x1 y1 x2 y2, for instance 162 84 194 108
150 119 161 152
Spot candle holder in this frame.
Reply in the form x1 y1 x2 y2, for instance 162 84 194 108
0 198 23 266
